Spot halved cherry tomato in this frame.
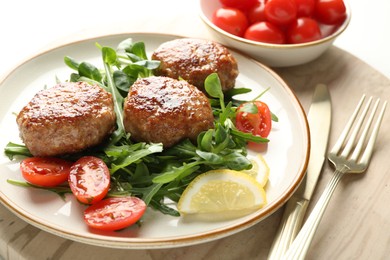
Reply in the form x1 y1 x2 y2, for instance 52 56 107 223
20 157 73 187
315 0 347 25
219 0 258 11
264 0 297 26
84 197 146 231
236 101 272 138
212 7 249 37
287 17 322 44
244 21 285 44
68 156 110 205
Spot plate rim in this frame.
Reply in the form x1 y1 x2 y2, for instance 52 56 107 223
0 32 309 249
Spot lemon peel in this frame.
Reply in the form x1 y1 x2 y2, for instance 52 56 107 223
243 154 270 187
177 169 267 219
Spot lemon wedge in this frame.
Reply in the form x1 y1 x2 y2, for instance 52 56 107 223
177 169 267 219
243 154 270 187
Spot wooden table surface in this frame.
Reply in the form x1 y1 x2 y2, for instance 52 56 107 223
1 1 389 259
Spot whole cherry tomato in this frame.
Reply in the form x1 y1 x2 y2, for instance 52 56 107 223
247 0 267 24
264 0 297 26
219 0 258 11
315 0 347 25
244 21 285 44
287 17 322 44
212 7 249 37
295 0 315 17
211 0 347 45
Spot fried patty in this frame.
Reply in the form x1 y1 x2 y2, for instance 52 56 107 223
123 76 214 147
151 38 238 92
17 82 116 157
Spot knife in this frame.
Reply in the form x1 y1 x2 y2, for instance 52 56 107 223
267 84 332 260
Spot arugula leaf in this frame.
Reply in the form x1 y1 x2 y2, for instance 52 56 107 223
149 199 180 217
152 162 200 184
7 179 71 200
163 139 198 158
224 87 252 98
239 102 258 114
78 62 102 81
272 112 279 122
4 142 32 160
140 183 164 205
223 152 252 170
113 70 132 93
4 39 277 218
102 46 118 65
101 47 126 144
64 56 79 71
205 72 225 110
108 143 163 173
128 42 148 60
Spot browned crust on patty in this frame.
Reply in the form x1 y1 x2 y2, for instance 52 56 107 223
123 76 214 147
151 38 238 92
17 82 116 156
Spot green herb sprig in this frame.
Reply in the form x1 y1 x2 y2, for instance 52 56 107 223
4 38 273 217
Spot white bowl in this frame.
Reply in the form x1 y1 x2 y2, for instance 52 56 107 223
199 0 351 67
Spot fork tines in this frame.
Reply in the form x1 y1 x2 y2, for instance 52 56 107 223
331 95 388 164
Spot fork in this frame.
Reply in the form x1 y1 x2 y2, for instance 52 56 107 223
282 95 387 260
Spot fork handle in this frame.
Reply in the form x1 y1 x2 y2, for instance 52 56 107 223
267 196 309 260
283 169 346 260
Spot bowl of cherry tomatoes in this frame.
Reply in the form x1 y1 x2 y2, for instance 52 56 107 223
199 0 351 67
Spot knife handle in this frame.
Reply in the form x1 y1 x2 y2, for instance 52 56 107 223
267 196 309 260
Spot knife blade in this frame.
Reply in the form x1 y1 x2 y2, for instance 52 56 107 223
267 83 332 260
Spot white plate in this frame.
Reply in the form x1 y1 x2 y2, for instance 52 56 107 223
0 33 309 249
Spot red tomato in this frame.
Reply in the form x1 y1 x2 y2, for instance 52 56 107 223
244 21 285 44
68 156 110 205
315 0 347 25
264 0 297 26
236 101 272 138
20 157 72 187
219 0 258 11
287 17 322 44
295 0 315 17
212 7 249 37
247 0 267 24
84 197 146 231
